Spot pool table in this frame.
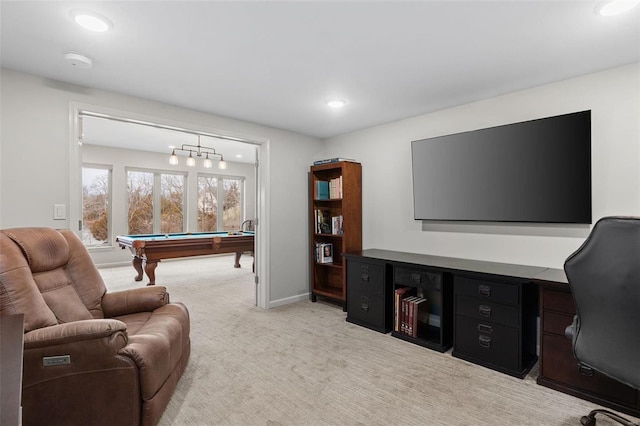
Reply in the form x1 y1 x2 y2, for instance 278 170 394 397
116 231 254 285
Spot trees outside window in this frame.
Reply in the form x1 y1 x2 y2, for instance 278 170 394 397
127 169 185 235
198 175 244 232
127 171 154 234
161 174 184 233
223 178 242 231
197 176 218 232
82 165 111 247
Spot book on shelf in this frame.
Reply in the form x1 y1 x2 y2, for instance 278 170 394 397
402 296 420 335
315 180 329 200
412 298 429 338
314 209 332 234
329 176 342 199
331 215 343 235
315 242 333 263
394 287 415 332
313 158 357 166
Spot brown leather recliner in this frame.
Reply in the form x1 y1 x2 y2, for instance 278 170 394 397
0 227 191 426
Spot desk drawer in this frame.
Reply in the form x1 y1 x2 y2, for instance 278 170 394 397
347 261 385 296
542 288 575 315
456 295 519 327
455 314 520 372
347 291 386 330
394 267 442 290
455 276 519 306
541 334 637 405
543 311 574 336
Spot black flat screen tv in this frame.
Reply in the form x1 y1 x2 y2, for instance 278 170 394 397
411 110 592 224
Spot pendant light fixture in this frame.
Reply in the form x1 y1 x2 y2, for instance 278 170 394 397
169 135 227 169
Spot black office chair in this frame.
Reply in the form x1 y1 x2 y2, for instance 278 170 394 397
564 216 640 426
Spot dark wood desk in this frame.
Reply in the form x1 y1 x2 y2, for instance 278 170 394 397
116 231 255 285
533 268 640 418
1 314 25 426
344 250 640 416
344 249 542 378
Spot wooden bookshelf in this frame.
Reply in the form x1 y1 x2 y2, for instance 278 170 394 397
309 161 362 308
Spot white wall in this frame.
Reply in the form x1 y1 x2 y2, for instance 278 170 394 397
0 69 325 306
324 64 640 269
82 144 257 266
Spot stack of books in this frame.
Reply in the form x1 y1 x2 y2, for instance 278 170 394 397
394 287 429 338
314 242 333 263
314 209 343 235
313 157 357 166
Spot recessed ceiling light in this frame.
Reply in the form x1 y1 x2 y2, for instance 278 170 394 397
594 0 640 16
168 145 176 149
235 154 243 158
70 9 113 32
326 98 348 109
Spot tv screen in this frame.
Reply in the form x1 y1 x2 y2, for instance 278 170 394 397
411 110 591 224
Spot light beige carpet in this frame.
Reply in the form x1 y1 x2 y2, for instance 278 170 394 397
99 255 639 426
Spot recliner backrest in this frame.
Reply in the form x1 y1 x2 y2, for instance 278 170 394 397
564 216 640 389
0 228 107 326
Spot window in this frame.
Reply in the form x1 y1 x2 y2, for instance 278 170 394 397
197 176 218 232
198 175 244 232
127 169 185 235
223 178 242 231
82 165 112 247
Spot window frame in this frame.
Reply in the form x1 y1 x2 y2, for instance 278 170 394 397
197 172 246 232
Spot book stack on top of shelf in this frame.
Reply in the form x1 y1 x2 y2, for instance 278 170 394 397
394 287 429 338
313 157 357 166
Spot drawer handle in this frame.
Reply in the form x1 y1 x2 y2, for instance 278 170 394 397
361 273 369 282
478 305 492 317
411 273 421 284
578 364 594 377
478 285 491 297
477 324 493 334
360 303 369 312
479 335 491 348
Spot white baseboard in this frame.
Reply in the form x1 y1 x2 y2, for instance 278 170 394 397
269 292 310 309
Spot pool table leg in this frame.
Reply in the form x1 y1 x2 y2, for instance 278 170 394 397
132 257 144 281
144 260 158 286
234 252 242 268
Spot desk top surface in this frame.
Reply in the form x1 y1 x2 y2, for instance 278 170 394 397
345 248 567 283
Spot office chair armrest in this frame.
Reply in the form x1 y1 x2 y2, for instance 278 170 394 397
565 315 578 340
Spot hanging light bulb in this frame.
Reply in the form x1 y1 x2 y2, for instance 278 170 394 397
218 157 227 170
203 153 213 168
169 149 179 165
186 152 196 167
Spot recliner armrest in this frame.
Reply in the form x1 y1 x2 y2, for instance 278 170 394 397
102 286 169 318
24 319 127 349
565 315 578 340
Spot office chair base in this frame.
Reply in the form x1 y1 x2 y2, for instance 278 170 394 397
580 409 639 426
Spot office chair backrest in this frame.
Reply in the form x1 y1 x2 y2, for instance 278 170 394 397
564 216 640 390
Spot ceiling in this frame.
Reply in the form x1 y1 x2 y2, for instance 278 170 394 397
2 1 639 154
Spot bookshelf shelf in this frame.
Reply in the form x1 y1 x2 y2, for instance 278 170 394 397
309 161 362 308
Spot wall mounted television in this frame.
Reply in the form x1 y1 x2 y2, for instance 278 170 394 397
411 110 592 224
